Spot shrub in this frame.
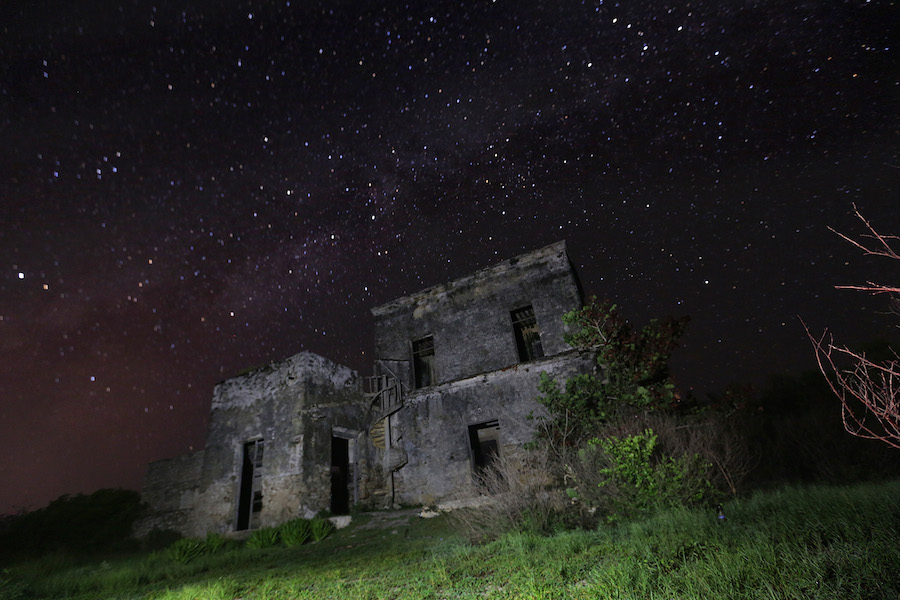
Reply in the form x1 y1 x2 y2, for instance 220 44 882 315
246 527 280 549
310 518 334 542
566 428 713 520
279 518 312 547
166 538 207 565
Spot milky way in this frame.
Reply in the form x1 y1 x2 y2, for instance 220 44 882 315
1 0 897 513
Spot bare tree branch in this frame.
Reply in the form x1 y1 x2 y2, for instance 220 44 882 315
829 203 900 261
805 205 900 449
805 323 900 450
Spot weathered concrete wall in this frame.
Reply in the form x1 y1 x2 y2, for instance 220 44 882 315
391 351 596 506
371 241 583 388
189 352 367 536
134 450 204 536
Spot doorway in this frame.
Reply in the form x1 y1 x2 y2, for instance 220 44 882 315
330 436 350 514
236 439 264 531
468 420 501 476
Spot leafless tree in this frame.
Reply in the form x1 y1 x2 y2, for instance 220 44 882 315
806 204 900 449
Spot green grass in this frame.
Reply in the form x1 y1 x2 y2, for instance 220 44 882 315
3 480 899 599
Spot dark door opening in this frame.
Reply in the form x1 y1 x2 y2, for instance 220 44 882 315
468 420 501 476
330 436 350 515
236 439 264 531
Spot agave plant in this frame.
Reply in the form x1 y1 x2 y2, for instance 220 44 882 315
246 526 280 549
310 517 334 542
279 518 312 547
166 538 207 565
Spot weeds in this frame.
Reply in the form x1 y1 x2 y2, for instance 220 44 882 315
451 446 570 542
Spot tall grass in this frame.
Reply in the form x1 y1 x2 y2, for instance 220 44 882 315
4 480 898 599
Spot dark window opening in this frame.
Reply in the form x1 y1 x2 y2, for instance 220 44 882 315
236 439 264 531
412 336 435 388
468 420 501 477
330 436 350 515
511 306 544 362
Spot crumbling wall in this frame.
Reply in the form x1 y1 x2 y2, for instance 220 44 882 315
371 241 582 387
190 352 366 536
390 351 595 506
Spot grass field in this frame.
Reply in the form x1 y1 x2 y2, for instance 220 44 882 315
2 480 899 599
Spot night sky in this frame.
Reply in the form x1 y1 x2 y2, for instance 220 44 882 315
1 0 897 515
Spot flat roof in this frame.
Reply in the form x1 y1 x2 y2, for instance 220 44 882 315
371 240 570 317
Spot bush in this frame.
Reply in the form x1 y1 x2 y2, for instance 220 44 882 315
563 427 715 521
594 429 712 518
279 518 312 547
246 527 280 549
310 518 334 543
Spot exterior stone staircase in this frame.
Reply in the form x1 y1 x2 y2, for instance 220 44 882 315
365 374 408 504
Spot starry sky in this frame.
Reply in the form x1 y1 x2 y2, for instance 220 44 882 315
1 0 897 514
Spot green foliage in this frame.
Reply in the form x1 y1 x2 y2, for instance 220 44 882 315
165 538 207 565
537 298 688 443
246 526 281 549
596 430 660 499
310 517 334 542
278 518 312 547
561 427 714 521
591 429 713 519
164 532 229 564
204 532 226 553
533 299 707 521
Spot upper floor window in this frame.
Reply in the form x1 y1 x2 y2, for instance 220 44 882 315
412 336 435 388
511 305 544 362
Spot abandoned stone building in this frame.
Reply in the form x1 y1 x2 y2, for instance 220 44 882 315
137 241 595 537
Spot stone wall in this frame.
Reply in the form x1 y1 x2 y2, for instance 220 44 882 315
188 352 367 536
391 351 595 506
371 241 583 388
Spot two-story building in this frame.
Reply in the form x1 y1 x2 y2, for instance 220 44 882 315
137 241 594 536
